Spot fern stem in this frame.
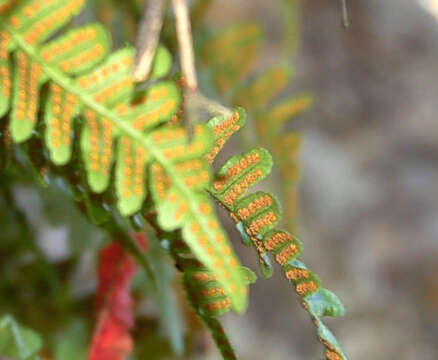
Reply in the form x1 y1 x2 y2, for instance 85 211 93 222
134 0 167 81
172 0 198 90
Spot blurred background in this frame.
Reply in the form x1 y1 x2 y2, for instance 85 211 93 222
2 0 438 359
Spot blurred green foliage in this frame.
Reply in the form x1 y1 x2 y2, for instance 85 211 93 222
0 315 43 360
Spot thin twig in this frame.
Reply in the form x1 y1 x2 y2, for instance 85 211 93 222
340 0 349 28
172 0 198 91
134 0 167 81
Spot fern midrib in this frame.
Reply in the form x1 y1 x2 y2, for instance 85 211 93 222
4 23 231 288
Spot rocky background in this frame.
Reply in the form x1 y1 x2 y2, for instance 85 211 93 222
202 0 438 359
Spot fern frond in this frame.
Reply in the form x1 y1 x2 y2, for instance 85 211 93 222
240 69 312 232
187 267 255 360
0 0 248 313
254 93 312 231
205 107 246 163
206 109 348 360
199 23 262 92
199 20 312 233
165 232 256 360
235 65 292 111
255 93 313 136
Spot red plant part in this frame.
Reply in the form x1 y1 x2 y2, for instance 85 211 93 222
88 233 148 360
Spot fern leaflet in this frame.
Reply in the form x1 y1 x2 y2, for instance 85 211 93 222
206 108 348 360
159 228 256 360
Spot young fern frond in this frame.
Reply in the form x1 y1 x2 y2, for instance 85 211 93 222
206 109 348 360
0 0 248 313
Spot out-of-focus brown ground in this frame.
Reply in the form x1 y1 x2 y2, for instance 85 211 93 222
202 1 438 359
